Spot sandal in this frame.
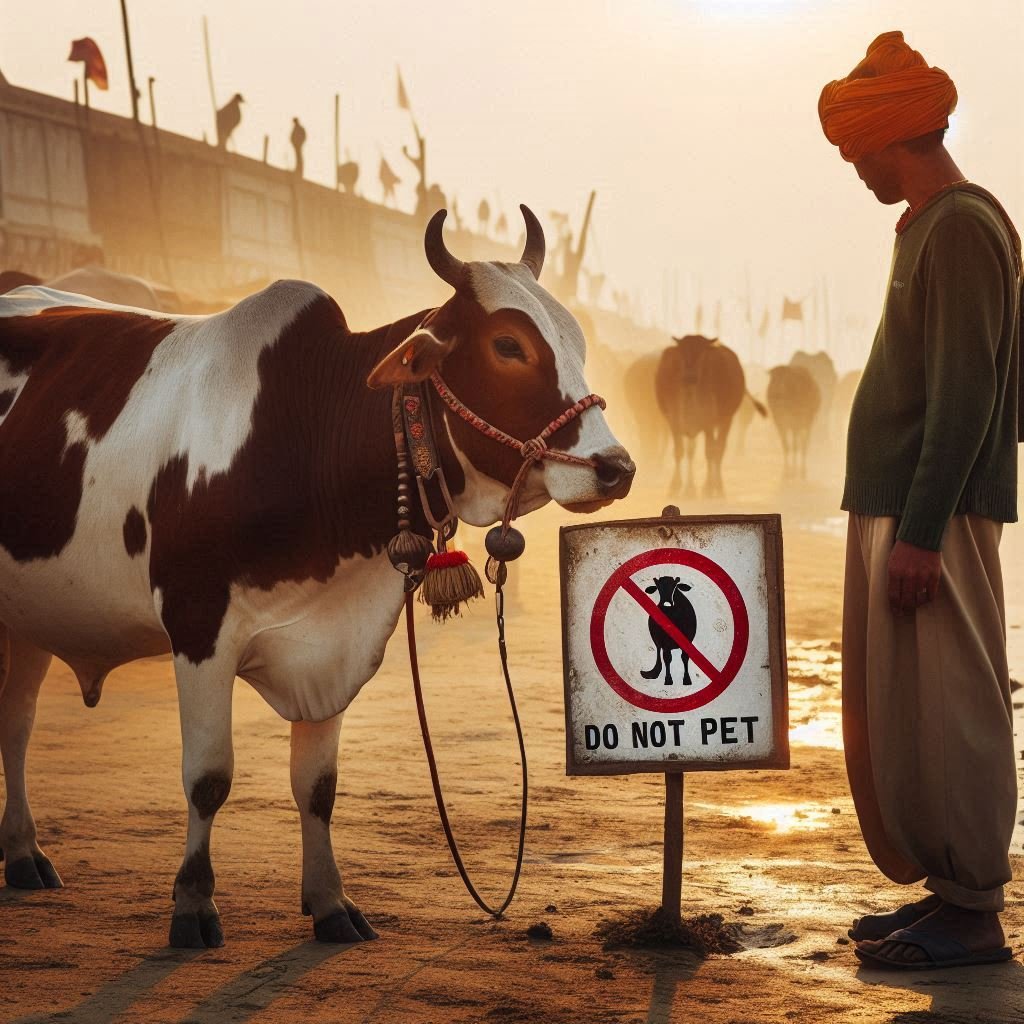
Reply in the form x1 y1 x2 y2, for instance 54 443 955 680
854 928 1013 971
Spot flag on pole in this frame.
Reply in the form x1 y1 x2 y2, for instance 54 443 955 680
781 297 804 322
68 37 108 91
397 68 410 111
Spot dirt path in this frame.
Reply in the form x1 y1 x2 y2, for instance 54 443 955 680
2 425 1022 1023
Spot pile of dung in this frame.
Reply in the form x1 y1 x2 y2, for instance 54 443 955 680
595 907 741 957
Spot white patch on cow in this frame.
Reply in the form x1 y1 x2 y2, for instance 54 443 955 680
233 552 405 721
463 262 622 510
62 411 90 456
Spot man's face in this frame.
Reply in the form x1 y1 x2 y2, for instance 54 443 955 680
852 149 905 205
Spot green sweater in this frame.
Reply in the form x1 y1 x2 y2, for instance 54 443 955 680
843 185 1020 550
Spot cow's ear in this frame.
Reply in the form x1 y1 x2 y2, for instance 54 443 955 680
367 326 456 389
679 584 692 591
645 585 658 593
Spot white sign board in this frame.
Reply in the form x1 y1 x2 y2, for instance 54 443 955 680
560 514 788 775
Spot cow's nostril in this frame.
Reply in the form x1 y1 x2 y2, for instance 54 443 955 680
593 447 636 495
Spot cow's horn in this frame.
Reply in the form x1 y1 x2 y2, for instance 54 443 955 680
518 204 545 279
424 209 467 289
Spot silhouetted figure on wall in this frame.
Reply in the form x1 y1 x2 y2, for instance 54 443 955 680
290 117 306 176
494 211 508 239
402 125 427 214
337 153 359 194
379 156 400 204
478 198 491 235
451 197 464 231
216 93 244 150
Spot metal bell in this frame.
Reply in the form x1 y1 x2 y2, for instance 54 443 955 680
485 525 526 562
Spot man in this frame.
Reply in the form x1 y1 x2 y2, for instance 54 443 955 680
819 31 1020 969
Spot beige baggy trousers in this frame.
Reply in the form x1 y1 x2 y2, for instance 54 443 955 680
842 513 1017 912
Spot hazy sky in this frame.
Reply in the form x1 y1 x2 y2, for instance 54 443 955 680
3 1 1022 364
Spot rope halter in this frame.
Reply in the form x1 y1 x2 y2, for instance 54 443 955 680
428 371 607 546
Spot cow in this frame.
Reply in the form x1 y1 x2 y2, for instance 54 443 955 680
0 206 635 949
0 266 179 312
641 576 696 686
789 349 837 439
766 364 821 478
654 335 760 497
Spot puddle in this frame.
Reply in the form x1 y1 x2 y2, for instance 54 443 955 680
697 801 836 834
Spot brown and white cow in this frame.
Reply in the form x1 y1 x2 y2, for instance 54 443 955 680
0 207 634 948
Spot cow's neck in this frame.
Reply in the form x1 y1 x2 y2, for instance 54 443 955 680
309 308 471 564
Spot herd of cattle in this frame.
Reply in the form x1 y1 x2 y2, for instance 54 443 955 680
621 334 861 493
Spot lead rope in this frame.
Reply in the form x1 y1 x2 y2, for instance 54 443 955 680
397 376 606 918
405 579 527 917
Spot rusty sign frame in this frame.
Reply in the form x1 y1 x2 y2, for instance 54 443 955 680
559 512 790 777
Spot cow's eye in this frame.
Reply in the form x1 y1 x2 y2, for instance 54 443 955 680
493 336 527 362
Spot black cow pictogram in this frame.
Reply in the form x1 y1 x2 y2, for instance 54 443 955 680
640 576 697 686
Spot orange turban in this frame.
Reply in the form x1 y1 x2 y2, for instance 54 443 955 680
818 31 958 162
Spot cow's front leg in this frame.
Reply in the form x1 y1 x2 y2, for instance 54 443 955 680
291 716 377 944
169 661 234 949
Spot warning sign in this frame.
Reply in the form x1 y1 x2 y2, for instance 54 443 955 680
560 514 788 775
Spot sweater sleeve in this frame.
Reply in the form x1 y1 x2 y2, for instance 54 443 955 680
895 209 1006 550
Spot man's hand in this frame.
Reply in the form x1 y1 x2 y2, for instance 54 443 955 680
887 540 942 615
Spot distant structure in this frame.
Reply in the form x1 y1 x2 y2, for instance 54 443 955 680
424 183 446 217
494 211 508 239
215 92 244 149
450 197 464 231
290 117 306 176
379 156 400 204
478 198 491 235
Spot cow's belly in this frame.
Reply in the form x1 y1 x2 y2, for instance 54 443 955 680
0 535 166 681
233 553 407 722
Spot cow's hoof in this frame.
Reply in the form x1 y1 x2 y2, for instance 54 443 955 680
314 909 373 944
169 910 224 949
346 904 379 941
5 854 63 890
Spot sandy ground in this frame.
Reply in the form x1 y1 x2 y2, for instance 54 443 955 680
2 411 1023 1024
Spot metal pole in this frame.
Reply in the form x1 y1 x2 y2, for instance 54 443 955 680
334 93 340 190
147 76 157 129
262 134 269 163
120 0 140 122
202 16 218 141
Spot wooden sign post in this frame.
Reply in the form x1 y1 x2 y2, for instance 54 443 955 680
560 508 789 922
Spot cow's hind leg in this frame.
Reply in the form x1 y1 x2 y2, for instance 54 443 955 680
291 716 377 944
641 646 664 680
681 652 693 686
169 659 234 949
0 629 61 889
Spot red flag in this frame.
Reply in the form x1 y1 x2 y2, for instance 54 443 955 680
397 68 410 111
68 37 108 91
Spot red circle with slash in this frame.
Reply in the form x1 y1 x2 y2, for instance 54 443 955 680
589 548 749 712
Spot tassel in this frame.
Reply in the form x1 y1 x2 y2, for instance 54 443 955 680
387 528 434 579
419 549 484 622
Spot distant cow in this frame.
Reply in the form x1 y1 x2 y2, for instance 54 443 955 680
789 350 836 438
641 576 696 686
766 365 821 478
834 369 863 433
1 267 178 312
655 335 761 496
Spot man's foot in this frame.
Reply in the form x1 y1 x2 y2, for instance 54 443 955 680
848 893 940 941
856 902 1011 969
